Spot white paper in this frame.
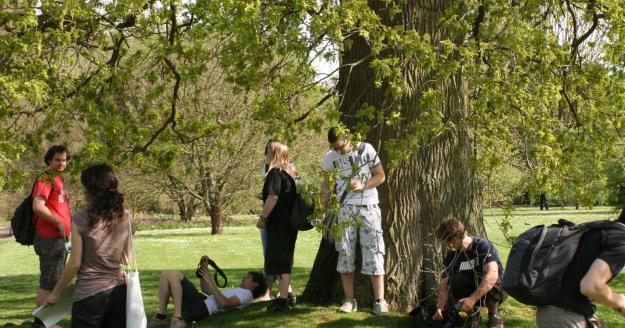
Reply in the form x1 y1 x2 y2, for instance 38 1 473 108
32 284 75 328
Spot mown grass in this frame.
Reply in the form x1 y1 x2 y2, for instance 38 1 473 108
1 207 624 327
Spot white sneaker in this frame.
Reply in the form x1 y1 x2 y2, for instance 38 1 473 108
373 299 390 316
339 298 358 313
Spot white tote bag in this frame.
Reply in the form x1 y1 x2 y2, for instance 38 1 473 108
125 218 147 328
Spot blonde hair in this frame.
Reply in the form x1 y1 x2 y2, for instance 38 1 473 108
266 142 297 178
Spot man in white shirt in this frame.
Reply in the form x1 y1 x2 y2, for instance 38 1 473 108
321 127 389 316
147 256 266 328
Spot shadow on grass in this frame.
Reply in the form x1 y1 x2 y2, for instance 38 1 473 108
135 232 218 239
1 268 411 328
316 316 412 328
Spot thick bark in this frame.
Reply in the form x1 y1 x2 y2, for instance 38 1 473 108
303 1 483 311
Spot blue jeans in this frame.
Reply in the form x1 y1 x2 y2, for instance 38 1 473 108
260 229 275 280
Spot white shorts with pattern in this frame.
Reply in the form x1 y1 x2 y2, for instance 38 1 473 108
335 204 385 275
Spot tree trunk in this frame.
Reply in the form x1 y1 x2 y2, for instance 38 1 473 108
177 197 197 222
208 193 224 235
303 1 483 311
209 205 224 235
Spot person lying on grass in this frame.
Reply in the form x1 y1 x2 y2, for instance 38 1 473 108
147 256 266 328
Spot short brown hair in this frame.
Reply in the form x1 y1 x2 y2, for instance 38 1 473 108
248 271 267 298
435 219 465 241
44 144 70 165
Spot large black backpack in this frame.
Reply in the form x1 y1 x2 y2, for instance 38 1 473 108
10 183 37 246
503 219 625 306
286 174 315 231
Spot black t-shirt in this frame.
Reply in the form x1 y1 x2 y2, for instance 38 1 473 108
262 168 295 231
556 229 625 317
443 236 504 281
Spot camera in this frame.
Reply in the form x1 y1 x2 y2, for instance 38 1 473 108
196 256 209 278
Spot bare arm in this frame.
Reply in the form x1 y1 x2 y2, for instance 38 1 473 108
199 267 241 309
457 261 499 312
320 179 331 207
580 259 625 312
260 194 278 219
256 194 278 229
352 163 386 192
200 275 212 295
472 261 499 299
436 276 450 310
32 196 65 236
122 228 132 266
44 223 82 306
364 163 385 190
433 277 450 320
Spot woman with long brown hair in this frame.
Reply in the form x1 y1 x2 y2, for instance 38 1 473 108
256 141 298 312
44 164 132 327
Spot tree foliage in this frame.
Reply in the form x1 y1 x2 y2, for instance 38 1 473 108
4 0 625 309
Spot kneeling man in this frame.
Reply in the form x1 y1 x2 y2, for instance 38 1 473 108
433 219 506 328
148 256 266 328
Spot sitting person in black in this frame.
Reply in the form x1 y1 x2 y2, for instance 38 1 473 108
433 219 506 328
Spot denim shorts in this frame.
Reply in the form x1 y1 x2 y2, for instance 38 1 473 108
33 234 67 290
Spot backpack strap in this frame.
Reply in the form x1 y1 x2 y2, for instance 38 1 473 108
358 141 366 156
334 142 369 205
33 174 56 201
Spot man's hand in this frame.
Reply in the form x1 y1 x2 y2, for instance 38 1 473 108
56 221 66 237
198 267 212 281
432 308 444 321
458 296 477 313
44 292 59 307
349 180 364 192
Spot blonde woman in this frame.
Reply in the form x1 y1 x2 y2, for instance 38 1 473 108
256 141 298 312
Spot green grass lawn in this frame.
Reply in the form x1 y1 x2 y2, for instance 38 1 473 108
1 207 625 327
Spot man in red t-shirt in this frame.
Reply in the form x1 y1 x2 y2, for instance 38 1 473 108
31 145 71 328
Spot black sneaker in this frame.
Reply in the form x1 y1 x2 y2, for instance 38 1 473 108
266 298 291 312
287 293 297 307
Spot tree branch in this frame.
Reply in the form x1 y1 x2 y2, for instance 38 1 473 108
291 89 336 125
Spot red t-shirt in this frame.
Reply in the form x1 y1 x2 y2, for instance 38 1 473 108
32 174 71 238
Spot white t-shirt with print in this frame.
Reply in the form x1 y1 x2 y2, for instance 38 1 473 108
204 288 253 315
321 142 381 205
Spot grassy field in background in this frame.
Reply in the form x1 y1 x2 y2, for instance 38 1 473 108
1 207 625 327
